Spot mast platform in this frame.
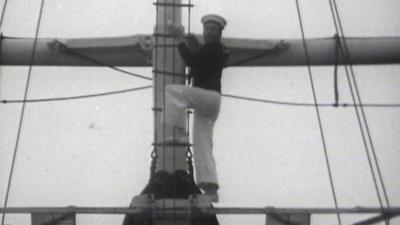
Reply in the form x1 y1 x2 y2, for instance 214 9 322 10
1 205 399 221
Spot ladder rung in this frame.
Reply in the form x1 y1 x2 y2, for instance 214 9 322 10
152 142 192 147
153 2 194 8
152 107 163 112
153 33 175 38
153 69 187 77
154 44 178 48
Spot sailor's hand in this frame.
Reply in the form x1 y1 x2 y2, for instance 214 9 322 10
187 34 201 50
274 39 289 51
167 25 185 42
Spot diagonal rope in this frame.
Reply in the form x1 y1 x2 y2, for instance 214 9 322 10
333 34 340 107
334 1 391 209
1 1 46 225
0 0 8 107
27 41 400 108
327 0 391 221
150 0 161 186
54 40 152 81
222 93 400 108
2 90 399 107
162 0 167 187
23 38 397 109
1 85 152 103
171 0 177 212
294 1 342 224
329 0 390 207
0 0 9 29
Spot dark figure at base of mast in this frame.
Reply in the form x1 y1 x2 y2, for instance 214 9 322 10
164 14 228 202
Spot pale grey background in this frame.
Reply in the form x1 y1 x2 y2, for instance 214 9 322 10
1 0 400 224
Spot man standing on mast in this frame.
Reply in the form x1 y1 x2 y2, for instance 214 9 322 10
164 14 228 202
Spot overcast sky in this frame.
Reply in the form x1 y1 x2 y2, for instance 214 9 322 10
1 1 400 225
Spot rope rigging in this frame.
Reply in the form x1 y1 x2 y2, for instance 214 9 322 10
0 1 397 225
186 0 195 186
146 0 198 205
0 0 9 29
1 1 46 225
222 93 400 108
333 33 340 107
327 0 391 222
294 1 342 224
162 0 167 201
40 37 400 108
150 0 161 189
3 38 398 107
2 84 400 108
1 85 151 103
54 40 153 81
162 0 167 182
171 2 178 212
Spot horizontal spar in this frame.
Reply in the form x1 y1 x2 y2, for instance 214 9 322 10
227 36 400 66
1 206 400 215
1 35 400 66
0 35 152 67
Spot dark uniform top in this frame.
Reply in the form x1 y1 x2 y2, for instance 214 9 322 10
178 41 228 93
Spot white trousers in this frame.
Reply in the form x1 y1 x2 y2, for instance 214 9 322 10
164 84 221 185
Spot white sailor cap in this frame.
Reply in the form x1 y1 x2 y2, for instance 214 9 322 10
201 14 227 30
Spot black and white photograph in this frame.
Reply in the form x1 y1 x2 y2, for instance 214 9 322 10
1 0 399 225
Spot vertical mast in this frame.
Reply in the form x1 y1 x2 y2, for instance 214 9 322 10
153 0 187 173
124 2 221 224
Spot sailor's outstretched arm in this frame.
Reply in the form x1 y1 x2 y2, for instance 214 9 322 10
225 39 289 67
